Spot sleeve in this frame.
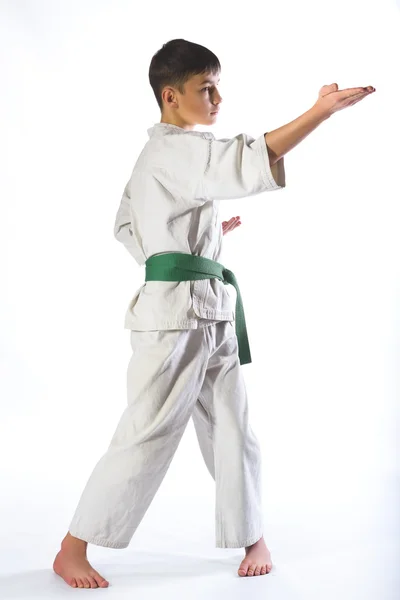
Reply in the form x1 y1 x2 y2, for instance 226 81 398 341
200 132 286 201
113 181 146 266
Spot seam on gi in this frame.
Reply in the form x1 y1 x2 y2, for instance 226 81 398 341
201 320 215 357
204 137 212 174
197 391 214 431
200 137 212 201
124 311 235 331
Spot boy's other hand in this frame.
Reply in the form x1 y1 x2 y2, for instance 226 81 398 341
314 83 376 117
222 216 241 236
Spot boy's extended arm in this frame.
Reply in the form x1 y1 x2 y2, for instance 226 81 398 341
265 104 329 166
265 83 375 166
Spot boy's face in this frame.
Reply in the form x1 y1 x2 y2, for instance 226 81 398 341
161 71 222 130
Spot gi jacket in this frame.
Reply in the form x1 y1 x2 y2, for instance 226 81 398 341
114 122 286 330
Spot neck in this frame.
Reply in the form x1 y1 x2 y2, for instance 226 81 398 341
160 113 195 131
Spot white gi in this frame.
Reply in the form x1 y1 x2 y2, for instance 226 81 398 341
68 123 286 549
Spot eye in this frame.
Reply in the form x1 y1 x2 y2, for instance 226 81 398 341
201 87 210 92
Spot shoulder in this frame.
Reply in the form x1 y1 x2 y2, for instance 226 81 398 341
141 133 211 175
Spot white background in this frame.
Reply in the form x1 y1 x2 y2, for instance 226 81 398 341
1 0 399 598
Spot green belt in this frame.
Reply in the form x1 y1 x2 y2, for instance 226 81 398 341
144 252 251 365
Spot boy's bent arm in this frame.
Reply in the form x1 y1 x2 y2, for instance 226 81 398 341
265 105 330 166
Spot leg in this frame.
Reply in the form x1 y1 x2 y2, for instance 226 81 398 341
69 327 210 547
192 321 272 575
54 326 210 587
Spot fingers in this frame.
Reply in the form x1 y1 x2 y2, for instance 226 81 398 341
228 216 241 231
343 89 374 108
222 216 241 234
348 94 371 107
338 86 375 101
344 91 370 106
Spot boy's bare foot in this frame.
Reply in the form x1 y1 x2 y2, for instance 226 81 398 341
53 532 109 588
238 535 273 577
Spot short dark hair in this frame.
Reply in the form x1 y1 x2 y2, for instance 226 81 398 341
149 39 221 112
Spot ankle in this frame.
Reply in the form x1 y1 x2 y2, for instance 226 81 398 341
61 531 88 550
245 535 264 551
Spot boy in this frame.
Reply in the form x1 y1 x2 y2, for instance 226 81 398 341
53 38 375 589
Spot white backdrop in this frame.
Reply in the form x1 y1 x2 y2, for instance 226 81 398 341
1 1 399 598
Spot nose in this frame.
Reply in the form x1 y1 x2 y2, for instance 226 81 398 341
213 93 223 108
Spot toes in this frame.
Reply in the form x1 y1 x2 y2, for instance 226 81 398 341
86 575 98 588
83 578 91 588
70 578 77 587
260 565 267 575
91 571 109 587
254 565 262 576
238 562 249 577
247 563 257 576
76 578 84 588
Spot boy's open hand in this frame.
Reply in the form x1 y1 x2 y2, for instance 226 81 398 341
222 216 241 236
314 83 376 117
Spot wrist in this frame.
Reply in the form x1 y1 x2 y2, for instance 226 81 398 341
309 102 332 122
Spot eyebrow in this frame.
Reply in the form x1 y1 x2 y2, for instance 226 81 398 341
199 79 220 85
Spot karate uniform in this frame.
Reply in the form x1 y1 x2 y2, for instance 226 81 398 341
68 122 286 548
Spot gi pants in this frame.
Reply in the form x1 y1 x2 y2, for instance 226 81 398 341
68 320 263 549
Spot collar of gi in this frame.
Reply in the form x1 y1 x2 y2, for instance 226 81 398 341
147 122 214 140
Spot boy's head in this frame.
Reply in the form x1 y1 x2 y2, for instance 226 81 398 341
149 39 223 130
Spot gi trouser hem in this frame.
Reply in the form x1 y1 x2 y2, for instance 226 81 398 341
69 529 263 549
216 531 264 549
68 527 263 550
68 529 129 549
